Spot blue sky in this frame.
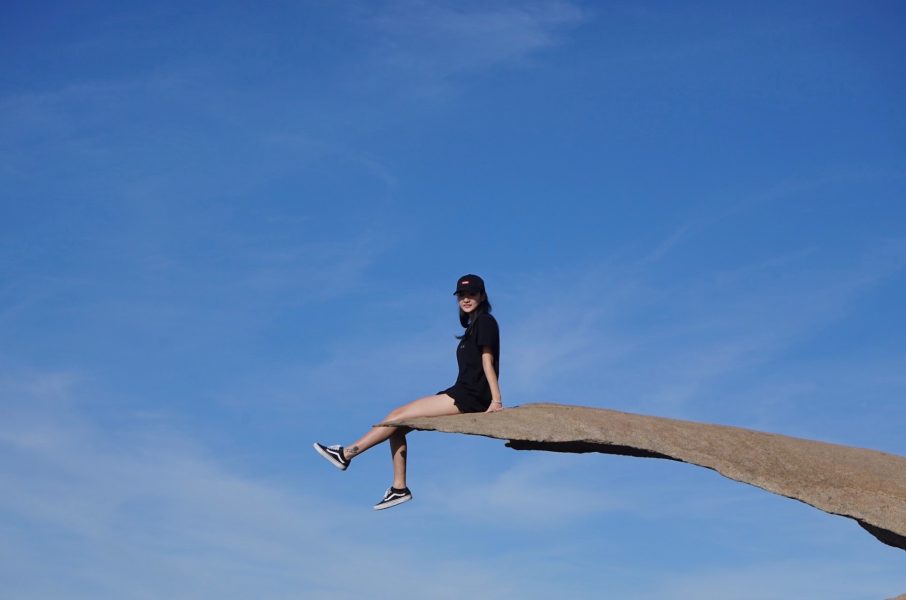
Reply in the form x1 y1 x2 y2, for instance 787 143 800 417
2 1 905 598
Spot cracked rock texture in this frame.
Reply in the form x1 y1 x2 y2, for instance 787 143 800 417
391 403 906 552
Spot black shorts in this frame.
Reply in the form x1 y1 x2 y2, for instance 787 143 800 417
438 384 490 414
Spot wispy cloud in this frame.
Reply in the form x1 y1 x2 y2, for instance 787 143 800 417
424 453 626 527
0 371 584 599
0 74 395 203
361 0 587 94
498 234 906 422
639 559 906 600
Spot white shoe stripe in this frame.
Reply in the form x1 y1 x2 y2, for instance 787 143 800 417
374 491 412 510
313 443 348 470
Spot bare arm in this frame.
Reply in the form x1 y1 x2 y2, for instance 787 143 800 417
481 346 503 412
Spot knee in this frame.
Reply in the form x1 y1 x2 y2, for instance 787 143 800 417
385 406 406 422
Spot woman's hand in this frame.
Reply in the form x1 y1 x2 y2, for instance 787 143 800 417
485 400 503 412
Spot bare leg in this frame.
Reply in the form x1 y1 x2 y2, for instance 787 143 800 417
343 394 459 461
390 430 408 488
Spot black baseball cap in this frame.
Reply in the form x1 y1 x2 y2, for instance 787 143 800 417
454 274 485 295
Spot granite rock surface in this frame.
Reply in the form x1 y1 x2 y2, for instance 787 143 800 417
390 403 906 552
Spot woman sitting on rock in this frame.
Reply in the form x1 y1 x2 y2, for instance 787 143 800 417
314 274 502 509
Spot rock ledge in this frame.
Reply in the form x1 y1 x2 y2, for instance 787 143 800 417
390 403 906 552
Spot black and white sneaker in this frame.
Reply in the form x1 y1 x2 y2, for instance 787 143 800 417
373 486 412 510
313 443 350 471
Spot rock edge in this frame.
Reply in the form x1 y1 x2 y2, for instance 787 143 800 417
389 403 906 552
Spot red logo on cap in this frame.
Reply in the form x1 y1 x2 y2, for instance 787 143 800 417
461 280 470 284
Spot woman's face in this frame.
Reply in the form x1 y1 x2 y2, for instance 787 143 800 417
457 291 483 313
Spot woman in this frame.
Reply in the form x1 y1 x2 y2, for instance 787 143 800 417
314 274 503 510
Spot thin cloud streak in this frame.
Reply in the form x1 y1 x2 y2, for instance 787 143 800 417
424 453 627 527
640 559 905 600
0 371 583 600
360 0 587 95
499 238 906 420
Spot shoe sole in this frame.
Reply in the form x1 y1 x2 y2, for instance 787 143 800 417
374 495 412 510
313 443 348 471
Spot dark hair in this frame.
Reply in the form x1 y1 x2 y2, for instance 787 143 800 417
456 293 492 339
